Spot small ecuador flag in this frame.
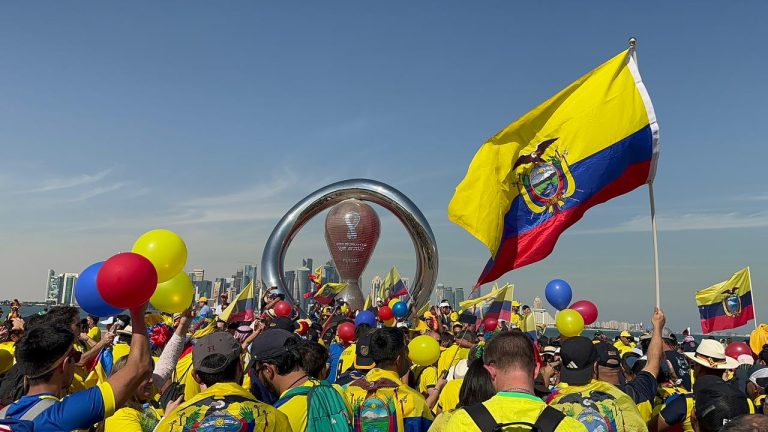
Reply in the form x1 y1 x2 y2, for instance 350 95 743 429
484 284 515 322
219 281 255 323
448 47 659 286
696 268 754 334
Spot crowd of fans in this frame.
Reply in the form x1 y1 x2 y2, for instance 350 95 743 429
0 291 767 432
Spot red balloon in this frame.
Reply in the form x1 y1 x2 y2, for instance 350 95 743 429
274 301 292 317
484 317 498 331
97 252 158 309
378 306 394 321
570 300 599 326
337 322 356 342
726 342 752 360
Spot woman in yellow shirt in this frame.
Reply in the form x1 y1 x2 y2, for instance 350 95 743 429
87 315 102 343
102 356 160 432
429 359 495 432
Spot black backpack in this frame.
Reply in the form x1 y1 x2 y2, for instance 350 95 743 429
465 403 566 432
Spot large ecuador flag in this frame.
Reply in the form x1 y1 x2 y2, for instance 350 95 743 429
696 268 754 334
448 48 659 286
484 284 515 322
219 281 255 322
381 266 408 301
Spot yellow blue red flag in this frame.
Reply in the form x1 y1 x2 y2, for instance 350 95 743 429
219 281 255 322
381 266 407 301
484 284 515 322
448 48 659 286
696 268 754 334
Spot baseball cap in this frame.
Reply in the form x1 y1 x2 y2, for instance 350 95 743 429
560 336 598 385
199 297 208 303
269 317 298 332
693 375 750 427
439 301 451 308
594 342 621 368
193 332 242 373
353 329 376 370
620 331 632 338
511 301 521 307
250 329 299 362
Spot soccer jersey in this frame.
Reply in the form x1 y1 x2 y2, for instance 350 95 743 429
346 368 433 432
338 343 356 375
104 404 161 432
154 382 290 432
437 379 462 413
4 382 115 432
88 326 102 343
547 380 646 431
447 392 586 431
437 345 468 377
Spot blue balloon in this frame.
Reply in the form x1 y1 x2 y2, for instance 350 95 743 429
75 261 123 317
355 310 377 328
392 301 408 318
545 279 573 311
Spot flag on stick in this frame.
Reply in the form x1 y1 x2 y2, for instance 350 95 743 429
381 266 407 301
219 281 256 322
696 268 754 334
484 284 515 322
449 48 659 286
314 283 348 305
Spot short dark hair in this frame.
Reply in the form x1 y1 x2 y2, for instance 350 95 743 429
15 324 75 384
721 414 768 431
28 306 79 330
259 337 302 375
299 341 328 379
483 332 535 375
196 354 239 386
522 305 531 310
370 328 405 369
458 359 495 408
439 332 454 348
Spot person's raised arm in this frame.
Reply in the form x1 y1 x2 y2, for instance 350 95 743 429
643 307 665 378
76 332 115 368
152 309 193 388
108 304 152 409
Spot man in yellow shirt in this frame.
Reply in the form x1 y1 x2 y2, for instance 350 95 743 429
252 329 349 432
437 332 469 377
614 330 637 356
446 332 586 431
155 332 289 431
509 301 524 329
346 327 434 431
522 305 537 341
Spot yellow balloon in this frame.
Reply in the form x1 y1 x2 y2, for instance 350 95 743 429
132 229 188 282
388 298 399 308
150 271 194 314
556 309 585 338
408 335 440 366
450 312 459 322
384 318 396 327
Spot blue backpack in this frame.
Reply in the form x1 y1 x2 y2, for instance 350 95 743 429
0 398 57 432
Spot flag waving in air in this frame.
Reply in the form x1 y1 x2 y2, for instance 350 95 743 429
219 281 255 322
381 266 408 302
696 268 754 334
449 48 659 286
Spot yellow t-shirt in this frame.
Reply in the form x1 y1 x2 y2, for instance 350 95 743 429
437 379 462 413
0 341 16 374
548 380 646 431
338 343 356 375
523 313 537 333
437 345 468 377
276 379 349 432
428 411 454 432
104 405 161 432
154 382 290 432
413 365 438 395
446 392 587 431
509 314 524 329
613 340 637 357
88 326 102 343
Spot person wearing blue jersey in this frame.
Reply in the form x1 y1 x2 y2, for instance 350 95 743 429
0 304 153 431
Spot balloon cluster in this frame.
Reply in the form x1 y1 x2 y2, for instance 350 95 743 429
545 279 599 338
75 229 192 316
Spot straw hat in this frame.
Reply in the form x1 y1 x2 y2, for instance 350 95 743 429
684 339 739 370
447 359 469 381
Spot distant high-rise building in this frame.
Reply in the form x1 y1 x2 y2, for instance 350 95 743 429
193 280 213 301
45 269 63 305
242 264 257 289
435 284 446 304
61 273 79 306
232 269 244 295
302 258 313 273
371 276 382 300
213 278 229 302
444 287 456 310
284 270 296 303
323 261 340 283
533 297 543 309
296 267 311 310
190 269 205 282
454 287 465 307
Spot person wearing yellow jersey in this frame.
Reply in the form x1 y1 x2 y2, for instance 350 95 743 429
508 301 524 330
2 304 152 431
346 327 433 431
437 332 469 377
521 305 537 341
547 336 646 431
446 332 585 431
155 332 289 432
436 359 468 413
86 315 102 343
614 330 637 356
430 358 495 431
253 329 350 432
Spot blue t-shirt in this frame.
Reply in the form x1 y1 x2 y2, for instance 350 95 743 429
5 383 115 431
326 342 344 383
198 305 213 319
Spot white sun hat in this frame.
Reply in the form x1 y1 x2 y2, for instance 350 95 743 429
683 339 739 370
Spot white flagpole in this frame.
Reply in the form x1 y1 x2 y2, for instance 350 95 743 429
629 37 662 308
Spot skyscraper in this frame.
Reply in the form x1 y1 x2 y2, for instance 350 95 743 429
61 273 79 306
444 287 456 310
323 261 340 283
284 270 296 303
213 278 229 302
242 264 257 289
193 280 213 301
45 269 63 305
371 276 382 300
435 284 446 304
302 258 313 274
232 269 244 295
454 287 465 307
191 269 205 282
296 267 311 311
533 297 543 309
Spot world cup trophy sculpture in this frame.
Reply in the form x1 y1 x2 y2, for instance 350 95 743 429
324 199 380 310
261 179 438 318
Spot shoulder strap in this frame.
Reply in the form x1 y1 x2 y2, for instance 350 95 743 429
532 406 565 432
274 386 312 408
464 403 497 432
0 397 57 422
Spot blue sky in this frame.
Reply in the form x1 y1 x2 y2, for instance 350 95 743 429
1 2 767 331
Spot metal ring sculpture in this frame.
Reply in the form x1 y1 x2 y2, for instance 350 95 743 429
261 179 438 318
